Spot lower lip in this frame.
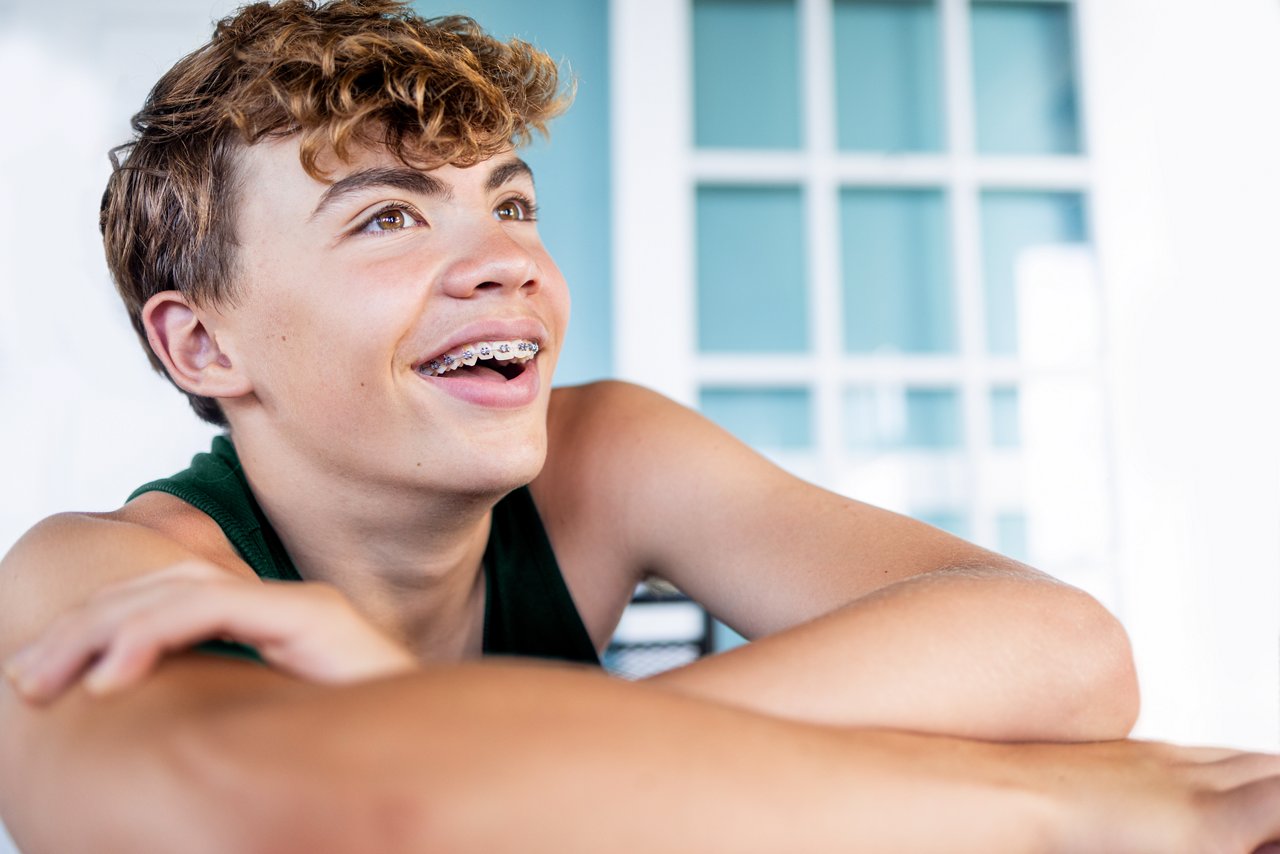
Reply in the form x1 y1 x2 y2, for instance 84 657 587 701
416 359 542 408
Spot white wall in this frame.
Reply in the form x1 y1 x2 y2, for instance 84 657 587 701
1083 0 1280 748
0 0 230 558
0 4 235 849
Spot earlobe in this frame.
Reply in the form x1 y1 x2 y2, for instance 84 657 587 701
141 291 252 399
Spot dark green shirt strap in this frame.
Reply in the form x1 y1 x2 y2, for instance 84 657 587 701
129 435 600 666
482 485 599 663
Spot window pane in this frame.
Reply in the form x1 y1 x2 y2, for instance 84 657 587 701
997 512 1029 561
844 386 963 450
700 387 813 450
841 189 953 353
834 0 942 152
712 619 749 651
971 1 1081 154
981 191 1086 354
697 186 809 353
917 510 969 539
693 0 801 149
991 386 1020 448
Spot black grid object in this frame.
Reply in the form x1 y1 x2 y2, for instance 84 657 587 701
603 579 715 680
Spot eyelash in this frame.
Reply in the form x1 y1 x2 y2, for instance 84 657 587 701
497 193 539 222
356 202 424 236
353 194 539 236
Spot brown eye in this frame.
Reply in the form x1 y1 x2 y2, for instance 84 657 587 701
375 209 408 230
494 200 524 221
358 205 423 235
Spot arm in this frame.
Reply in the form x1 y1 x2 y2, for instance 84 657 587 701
644 563 1135 742
539 382 1138 742
3 514 1278 853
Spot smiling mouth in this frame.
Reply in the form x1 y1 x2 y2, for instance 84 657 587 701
415 339 540 380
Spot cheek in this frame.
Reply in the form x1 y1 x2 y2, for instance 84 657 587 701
538 258 572 329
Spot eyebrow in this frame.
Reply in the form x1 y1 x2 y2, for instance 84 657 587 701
309 158 535 221
486 158 535 192
310 167 450 221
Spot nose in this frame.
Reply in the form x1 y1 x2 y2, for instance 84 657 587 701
437 221 541 299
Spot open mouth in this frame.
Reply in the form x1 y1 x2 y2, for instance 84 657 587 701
415 339 539 382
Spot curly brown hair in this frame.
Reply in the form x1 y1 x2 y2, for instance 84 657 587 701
101 0 570 425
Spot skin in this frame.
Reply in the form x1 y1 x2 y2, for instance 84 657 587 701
1 137 1278 852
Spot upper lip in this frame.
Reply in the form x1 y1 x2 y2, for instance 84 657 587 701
414 317 549 369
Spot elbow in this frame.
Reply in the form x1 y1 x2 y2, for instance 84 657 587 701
1047 588 1141 741
1089 612 1142 739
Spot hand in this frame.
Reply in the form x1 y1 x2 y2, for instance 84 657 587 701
2 560 419 703
1025 737 1280 853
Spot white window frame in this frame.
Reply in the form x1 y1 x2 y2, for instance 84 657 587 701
611 0 1114 602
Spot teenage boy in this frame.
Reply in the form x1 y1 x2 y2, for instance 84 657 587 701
2 2 1278 851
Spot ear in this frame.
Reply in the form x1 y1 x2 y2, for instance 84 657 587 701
141 291 253 400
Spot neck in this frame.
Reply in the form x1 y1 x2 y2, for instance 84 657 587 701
229 430 509 663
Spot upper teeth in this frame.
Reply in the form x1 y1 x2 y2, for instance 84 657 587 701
419 339 540 376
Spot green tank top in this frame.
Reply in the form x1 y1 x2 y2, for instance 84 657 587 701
130 436 601 666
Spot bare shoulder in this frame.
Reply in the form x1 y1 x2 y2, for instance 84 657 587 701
540 379 781 517
537 380 708 531
545 379 674 434
0 493 253 655
529 381 688 648
113 490 254 577
543 380 716 471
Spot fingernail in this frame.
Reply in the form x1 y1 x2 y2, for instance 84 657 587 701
3 662 40 699
4 645 32 673
3 650 30 686
84 665 116 696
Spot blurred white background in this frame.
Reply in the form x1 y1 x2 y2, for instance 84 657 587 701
1 0 1278 849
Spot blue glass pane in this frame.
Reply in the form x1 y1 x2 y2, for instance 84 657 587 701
844 387 962 450
693 0 801 149
917 511 968 539
712 619 749 651
981 191 1086 354
700 388 813 450
990 386 1020 448
905 388 962 447
971 2 1081 154
997 512 1029 561
834 0 942 152
697 186 809 352
841 189 953 353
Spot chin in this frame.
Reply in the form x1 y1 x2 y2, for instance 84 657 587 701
434 433 548 498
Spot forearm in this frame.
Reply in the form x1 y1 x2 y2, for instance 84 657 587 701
4 656 1055 854
645 567 1139 742
178 659 1059 853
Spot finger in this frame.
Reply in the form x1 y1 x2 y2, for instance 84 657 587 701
80 579 295 695
83 624 167 696
74 581 315 681
1197 752 1280 791
1126 739 1248 764
81 582 284 687
1218 774 1280 851
5 575 223 702
4 586 172 703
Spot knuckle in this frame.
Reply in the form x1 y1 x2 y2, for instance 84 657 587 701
107 613 162 652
